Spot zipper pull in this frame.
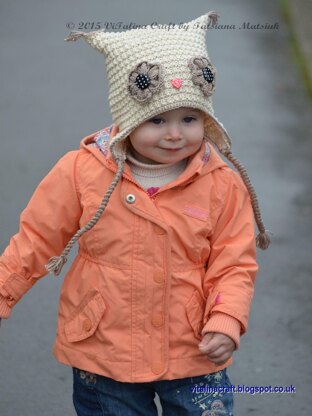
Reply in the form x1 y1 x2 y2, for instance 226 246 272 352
146 187 160 197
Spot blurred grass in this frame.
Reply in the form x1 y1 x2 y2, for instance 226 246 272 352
279 0 312 102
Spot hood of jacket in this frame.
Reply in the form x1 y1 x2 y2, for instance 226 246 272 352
79 125 229 192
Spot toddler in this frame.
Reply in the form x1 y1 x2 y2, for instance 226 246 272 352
0 11 271 416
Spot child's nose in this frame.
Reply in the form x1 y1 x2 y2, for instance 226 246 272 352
167 123 182 140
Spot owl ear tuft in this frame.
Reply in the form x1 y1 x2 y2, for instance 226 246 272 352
207 11 219 27
64 31 87 42
64 29 108 54
191 11 219 30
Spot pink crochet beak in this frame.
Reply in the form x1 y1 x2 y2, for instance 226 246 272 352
171 78 183 89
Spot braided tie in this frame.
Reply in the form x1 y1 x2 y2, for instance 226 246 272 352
45 157 125 276
221 150 273 250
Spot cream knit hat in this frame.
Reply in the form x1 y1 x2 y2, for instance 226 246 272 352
46 11 271 276
65 12 231 159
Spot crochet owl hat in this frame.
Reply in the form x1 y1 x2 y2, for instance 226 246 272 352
46 11 271 276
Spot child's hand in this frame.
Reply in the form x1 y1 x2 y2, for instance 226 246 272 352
198 332 235 366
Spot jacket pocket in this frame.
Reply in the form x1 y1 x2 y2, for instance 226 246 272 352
64 290 106 343
186 290 206 340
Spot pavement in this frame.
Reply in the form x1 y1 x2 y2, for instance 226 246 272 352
0 1 311 415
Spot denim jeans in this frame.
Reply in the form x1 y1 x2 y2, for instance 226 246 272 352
72 367 234 416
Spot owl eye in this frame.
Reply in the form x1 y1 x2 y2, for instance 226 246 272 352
128 61 164 103
188 56 216 97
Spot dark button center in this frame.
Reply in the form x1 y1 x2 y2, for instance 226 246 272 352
135 73 151 90
202 67 214 83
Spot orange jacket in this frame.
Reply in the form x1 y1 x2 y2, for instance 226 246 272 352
0 125 259 382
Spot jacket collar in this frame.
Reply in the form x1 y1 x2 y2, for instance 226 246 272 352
80 125 228 186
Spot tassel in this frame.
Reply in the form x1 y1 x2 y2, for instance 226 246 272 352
208 11 219 27
64 31 87 42
45 255 68 276
256 230 273 250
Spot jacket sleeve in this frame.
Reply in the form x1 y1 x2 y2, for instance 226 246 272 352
201 168 259 349
0 150 82 318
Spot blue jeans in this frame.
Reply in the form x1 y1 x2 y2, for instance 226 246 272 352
72 367 234 416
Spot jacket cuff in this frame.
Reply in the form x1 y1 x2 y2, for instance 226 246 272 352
0 294 12 318
202 312 241 350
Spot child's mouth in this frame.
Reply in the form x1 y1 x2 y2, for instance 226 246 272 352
161 147 182 152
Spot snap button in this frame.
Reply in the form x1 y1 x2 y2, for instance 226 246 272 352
125 194 136 204
153 224 165 235
152 362 164 374
151 313 164 327
82 319 93 332
154 271 165 283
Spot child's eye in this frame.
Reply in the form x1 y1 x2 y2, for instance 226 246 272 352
183 116 196 123
149 118 164 125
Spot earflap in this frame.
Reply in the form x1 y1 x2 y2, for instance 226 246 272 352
203 113 232 153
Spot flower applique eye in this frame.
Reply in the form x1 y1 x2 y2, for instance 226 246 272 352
188 56 216 97
128 61 164 103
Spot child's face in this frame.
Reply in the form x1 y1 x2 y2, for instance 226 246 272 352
128 107 205 164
